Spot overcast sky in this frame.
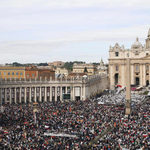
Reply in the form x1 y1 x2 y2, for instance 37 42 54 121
0 0 150 64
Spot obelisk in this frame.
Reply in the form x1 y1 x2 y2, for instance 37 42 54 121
125 56 131 115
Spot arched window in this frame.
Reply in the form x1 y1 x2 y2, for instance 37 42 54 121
116 65 118 71
146 65 149 71
136 65 139 71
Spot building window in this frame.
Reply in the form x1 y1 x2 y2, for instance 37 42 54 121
0 72 1 76
20 72 23 76
136 65 139 71
4 72 6 76
136 73 138 75
146 66 149 71
146 53 149 56
27 74 29 77
16 72 18 76
12 72 14 76
115 52 119 57
147 73 149 75
116 65 118 71
8 72 10 76
32 74 35 77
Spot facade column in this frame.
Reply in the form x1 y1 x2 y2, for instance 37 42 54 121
45 86 47 102
140 64 143 86
50 86 52 102
14 87 16 104
24 87 26 103
10 88 12 104
19 87 21 103
143 64 146 86
109 64 114 90
5 88 7 104
55 86 57 101
39 86 41 102
131 64 134 85
29 87 31 103
121 64 125 88
60 86 62 101
34 87 37 102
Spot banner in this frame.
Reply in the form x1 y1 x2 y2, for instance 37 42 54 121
42 87 45 97
11 88 14 98
44 133 77 138
16 88 19 99
7 88 10 99
57 87 60 96
31 87 34 97
37 87 40 97
21 87 24 97
52 87 55 97
26 87 30 98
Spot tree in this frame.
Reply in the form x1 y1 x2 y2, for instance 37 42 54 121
84 67 88 73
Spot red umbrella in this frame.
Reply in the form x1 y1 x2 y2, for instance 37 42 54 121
117 85 122 87
24 122 29 124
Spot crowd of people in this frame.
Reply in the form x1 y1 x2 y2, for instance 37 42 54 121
0 93 149 150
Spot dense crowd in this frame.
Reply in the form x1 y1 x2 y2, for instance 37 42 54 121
0 94 149 150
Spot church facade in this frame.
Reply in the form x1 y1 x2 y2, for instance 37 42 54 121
109 29 150 90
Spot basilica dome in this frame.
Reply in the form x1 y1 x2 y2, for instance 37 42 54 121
131 37 142 49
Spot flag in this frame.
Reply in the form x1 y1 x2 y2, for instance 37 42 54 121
34 113 36 124
4 130 8 134
124 123 128 127
45 125 49 129
143 134 148 137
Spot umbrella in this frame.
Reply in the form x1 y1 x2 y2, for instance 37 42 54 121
24 122 29 124
117 85 122 87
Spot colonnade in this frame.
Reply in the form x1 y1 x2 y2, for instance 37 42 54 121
0 85 82 104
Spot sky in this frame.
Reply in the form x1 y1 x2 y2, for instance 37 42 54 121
0 0 150 64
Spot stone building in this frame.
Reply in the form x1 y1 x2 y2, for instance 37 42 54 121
96 58 108 75
55 67 70 77
109 29 150 90
48 61 65 68
73 63 97 75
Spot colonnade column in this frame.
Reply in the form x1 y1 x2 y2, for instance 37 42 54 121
19 87 21 103
24 87 26 103
72 86 74 100
60 86 62 101
149 64 150 84
55 86 57 101
14 88 16 104
143 64 146 86
34 87 37 102
50 86 52 101
39 87 41 102
81 86 83 100
45 87 47 102
5 88 7 104
9 88 12 104
29 87 31 103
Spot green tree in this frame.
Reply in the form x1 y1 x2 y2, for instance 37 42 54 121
84 67 88 73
